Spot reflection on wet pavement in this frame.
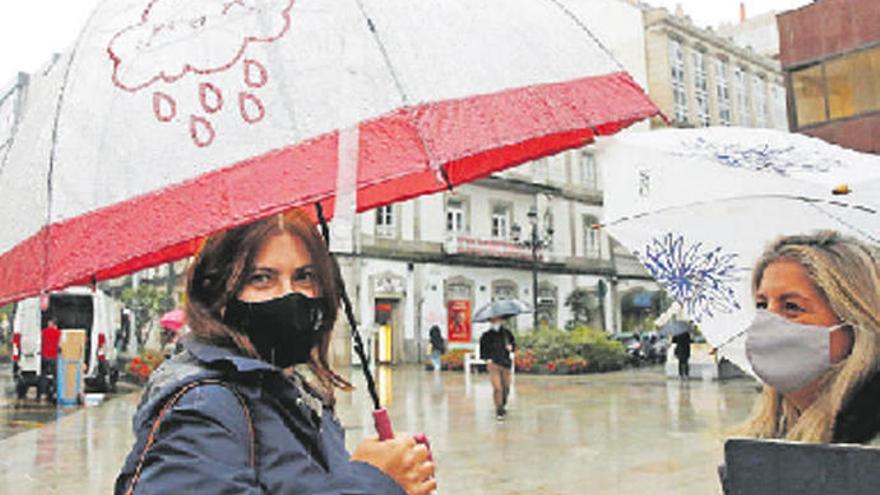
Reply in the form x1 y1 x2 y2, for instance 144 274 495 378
0 365 759 495
0 364 79 441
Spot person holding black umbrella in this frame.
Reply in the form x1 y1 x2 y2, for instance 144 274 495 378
480 316 517 421
116 210 435 495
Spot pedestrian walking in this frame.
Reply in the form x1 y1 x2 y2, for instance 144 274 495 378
428 325 446 371
672 329 692 380
480 317 516 420
115 210 436 495
38 318 60 401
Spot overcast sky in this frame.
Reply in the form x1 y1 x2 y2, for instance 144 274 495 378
0 0 814 89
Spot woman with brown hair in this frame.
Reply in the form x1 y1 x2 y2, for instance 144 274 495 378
116 209 436 494
739 231 880 444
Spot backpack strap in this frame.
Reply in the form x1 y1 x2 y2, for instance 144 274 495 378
124 378 257 495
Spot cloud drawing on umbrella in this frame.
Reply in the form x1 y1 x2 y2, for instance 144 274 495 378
108 0 293 146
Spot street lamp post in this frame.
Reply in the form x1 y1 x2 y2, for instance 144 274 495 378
528 208 539 330
512 205 552 330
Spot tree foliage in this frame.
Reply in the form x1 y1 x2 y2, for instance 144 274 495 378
120 284 175 344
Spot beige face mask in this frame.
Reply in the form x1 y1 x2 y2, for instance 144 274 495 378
745 310 848 394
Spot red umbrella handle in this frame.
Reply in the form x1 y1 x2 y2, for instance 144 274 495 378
373 409 432 459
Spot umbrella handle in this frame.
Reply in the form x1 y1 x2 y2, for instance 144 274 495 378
373 409 433 460
373 409 394 440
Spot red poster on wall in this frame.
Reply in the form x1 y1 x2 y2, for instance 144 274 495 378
447 300 471 343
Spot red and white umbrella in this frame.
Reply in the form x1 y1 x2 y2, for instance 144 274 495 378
0 0 659 305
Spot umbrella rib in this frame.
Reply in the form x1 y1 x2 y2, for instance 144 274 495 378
41 2 105 291
543 0 626 74
353 0 410 105
353 0 450 183
0 81 25 181
604 193 879 228
808 201 880 244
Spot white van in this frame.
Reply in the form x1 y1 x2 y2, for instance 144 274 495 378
12 287 122 398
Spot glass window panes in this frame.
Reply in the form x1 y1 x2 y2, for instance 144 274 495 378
825 49 880 120
735 66 750 126
693 50 710 126
493 284 517 301
536 285 557 327
772 84 787 130
583 215 600 258
578 151 598 190
491 205 509 239
446 199 465 233
716 59 731 125
753 75 767 127
375 205 394 238
792 64 826 127
669 39 688 123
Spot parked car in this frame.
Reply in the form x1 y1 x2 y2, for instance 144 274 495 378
12 287 123 399
613 332 646 366
643 331 668 364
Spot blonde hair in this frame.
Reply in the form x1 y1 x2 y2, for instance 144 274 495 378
739 231 880 443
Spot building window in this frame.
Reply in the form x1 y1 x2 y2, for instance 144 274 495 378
791 47 880 129
578 150 598 190
753 74 767 127
375 205 394 238
826 49 880 119
491 205 509 239
446 199 465 233
693 49 710 126
583 215 601 258
735 66 750 126
669 39 688 124
715 59 731 126
536 284 558 328
771 84 787 130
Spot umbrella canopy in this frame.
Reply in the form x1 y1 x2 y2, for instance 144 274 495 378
597 127 880 373
473 298 533 323
0 0 659 305
658 320 690 338
159 308 185 332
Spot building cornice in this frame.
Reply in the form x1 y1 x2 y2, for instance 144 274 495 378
476 175 603 206
645 9 782 74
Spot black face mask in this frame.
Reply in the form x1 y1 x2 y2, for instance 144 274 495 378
222 292 329 368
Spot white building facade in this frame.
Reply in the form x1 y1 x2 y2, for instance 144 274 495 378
330 0 656 365
644 7 788 130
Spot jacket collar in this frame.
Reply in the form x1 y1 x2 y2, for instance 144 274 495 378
183 337 277 374
833 369 880 444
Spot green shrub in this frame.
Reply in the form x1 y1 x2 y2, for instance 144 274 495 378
569 325 627 371
516 325 626 373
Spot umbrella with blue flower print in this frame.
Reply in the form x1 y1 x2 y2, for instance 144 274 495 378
596 127 880 374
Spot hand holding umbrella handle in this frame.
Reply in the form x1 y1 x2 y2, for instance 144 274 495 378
372 409 433 459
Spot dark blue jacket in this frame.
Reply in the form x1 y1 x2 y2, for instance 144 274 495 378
115 339 405 495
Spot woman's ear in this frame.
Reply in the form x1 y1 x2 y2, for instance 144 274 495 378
830 325 855 364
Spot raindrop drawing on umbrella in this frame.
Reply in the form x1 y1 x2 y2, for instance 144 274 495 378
108 0 292 147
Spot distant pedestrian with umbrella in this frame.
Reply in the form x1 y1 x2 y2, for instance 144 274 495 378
672 327 692 380
428 325 446 371
116 210 435 495
475 299 529 420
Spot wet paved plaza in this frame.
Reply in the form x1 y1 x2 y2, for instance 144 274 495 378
0 365 760 494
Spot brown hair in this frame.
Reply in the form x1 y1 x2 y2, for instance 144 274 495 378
186 209 352 403
740 230 880 443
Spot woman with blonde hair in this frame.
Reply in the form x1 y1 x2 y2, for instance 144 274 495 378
739 230 880 444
